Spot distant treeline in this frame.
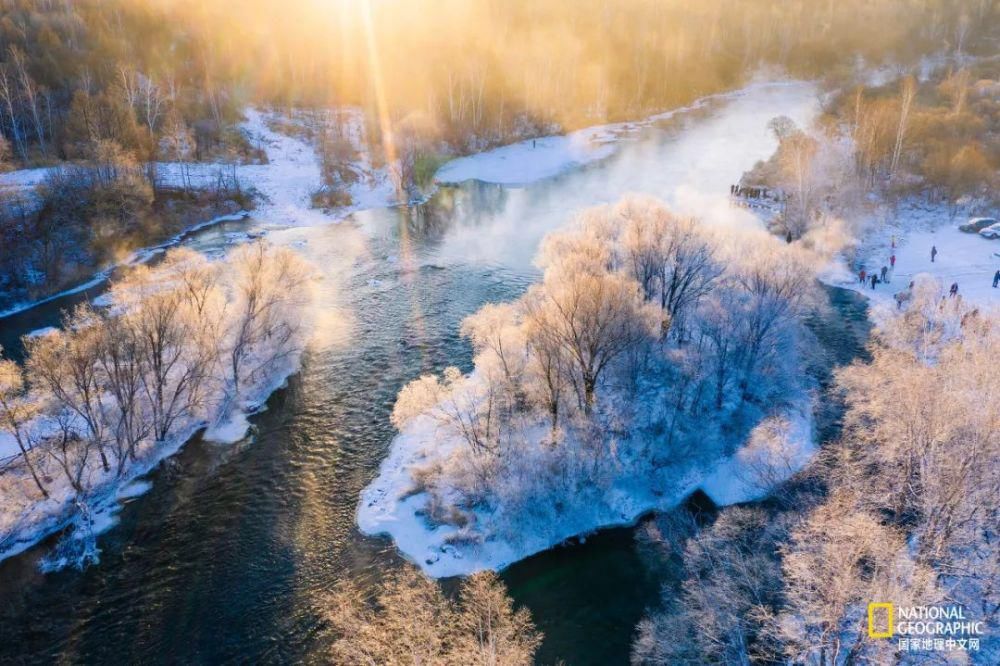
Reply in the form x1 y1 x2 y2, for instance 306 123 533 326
0 0 996 167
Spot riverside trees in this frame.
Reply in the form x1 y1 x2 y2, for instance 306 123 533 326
0 241 315 555
327 566 542 665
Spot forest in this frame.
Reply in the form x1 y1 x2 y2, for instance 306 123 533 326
0 0 994 309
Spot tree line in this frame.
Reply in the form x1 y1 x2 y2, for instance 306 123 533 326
743 59 1000 243
1 0 994 172
0 241 314 560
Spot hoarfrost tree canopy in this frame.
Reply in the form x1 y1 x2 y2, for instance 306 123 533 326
326 566 542 665
634 301 1000 666
375 194 827 565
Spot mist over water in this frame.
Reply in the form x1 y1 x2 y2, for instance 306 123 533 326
0 82 830 664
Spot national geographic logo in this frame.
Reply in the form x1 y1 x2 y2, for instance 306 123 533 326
867 603 985 654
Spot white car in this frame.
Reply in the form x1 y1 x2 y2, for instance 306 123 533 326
980 222 1000 239
960 217 997 233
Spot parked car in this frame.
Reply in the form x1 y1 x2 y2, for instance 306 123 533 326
979 222 1000 239
959 216 997 233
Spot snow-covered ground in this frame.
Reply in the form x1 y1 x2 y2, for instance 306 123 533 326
0 107 397 319
0 166 51 190
222 108 397 228
821 201 1000 311
434 127 619 186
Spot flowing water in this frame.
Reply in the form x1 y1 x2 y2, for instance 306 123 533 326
0 82 868 664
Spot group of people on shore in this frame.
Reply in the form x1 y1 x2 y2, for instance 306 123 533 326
857 250 897 291
860 238 1000 308
858 235 1000 308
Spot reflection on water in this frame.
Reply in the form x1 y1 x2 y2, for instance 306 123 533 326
0 83 830 665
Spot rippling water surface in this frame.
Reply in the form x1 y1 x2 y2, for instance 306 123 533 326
1 83 858 664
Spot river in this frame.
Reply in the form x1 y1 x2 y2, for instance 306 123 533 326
0 82 868 664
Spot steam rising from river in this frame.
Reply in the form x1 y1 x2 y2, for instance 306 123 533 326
428 82 819 270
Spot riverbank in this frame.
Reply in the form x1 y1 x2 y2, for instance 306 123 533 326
434 79 810 187
0 352 301 566
0 107 396 320
0 242 317 568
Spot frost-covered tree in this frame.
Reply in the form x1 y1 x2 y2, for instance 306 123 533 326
633 507 788 666
0 350 47 498
777 493 936 666
523 268 656 413
461 302 530 412
327 566 541 665
93 310 148 475
224 241 314 407
27 310 112 473
730 240 814 403
110 264 215 444
617 197 721 334
0 241 318 559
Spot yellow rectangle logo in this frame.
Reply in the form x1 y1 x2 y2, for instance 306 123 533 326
868 602 894 638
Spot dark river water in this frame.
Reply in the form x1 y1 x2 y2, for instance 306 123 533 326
0 82 869 665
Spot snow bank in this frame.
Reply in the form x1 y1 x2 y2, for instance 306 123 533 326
0 166 51 190
434 130 619 186
699 410 814 505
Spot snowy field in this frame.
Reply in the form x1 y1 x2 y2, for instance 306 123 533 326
822 201 1000 311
